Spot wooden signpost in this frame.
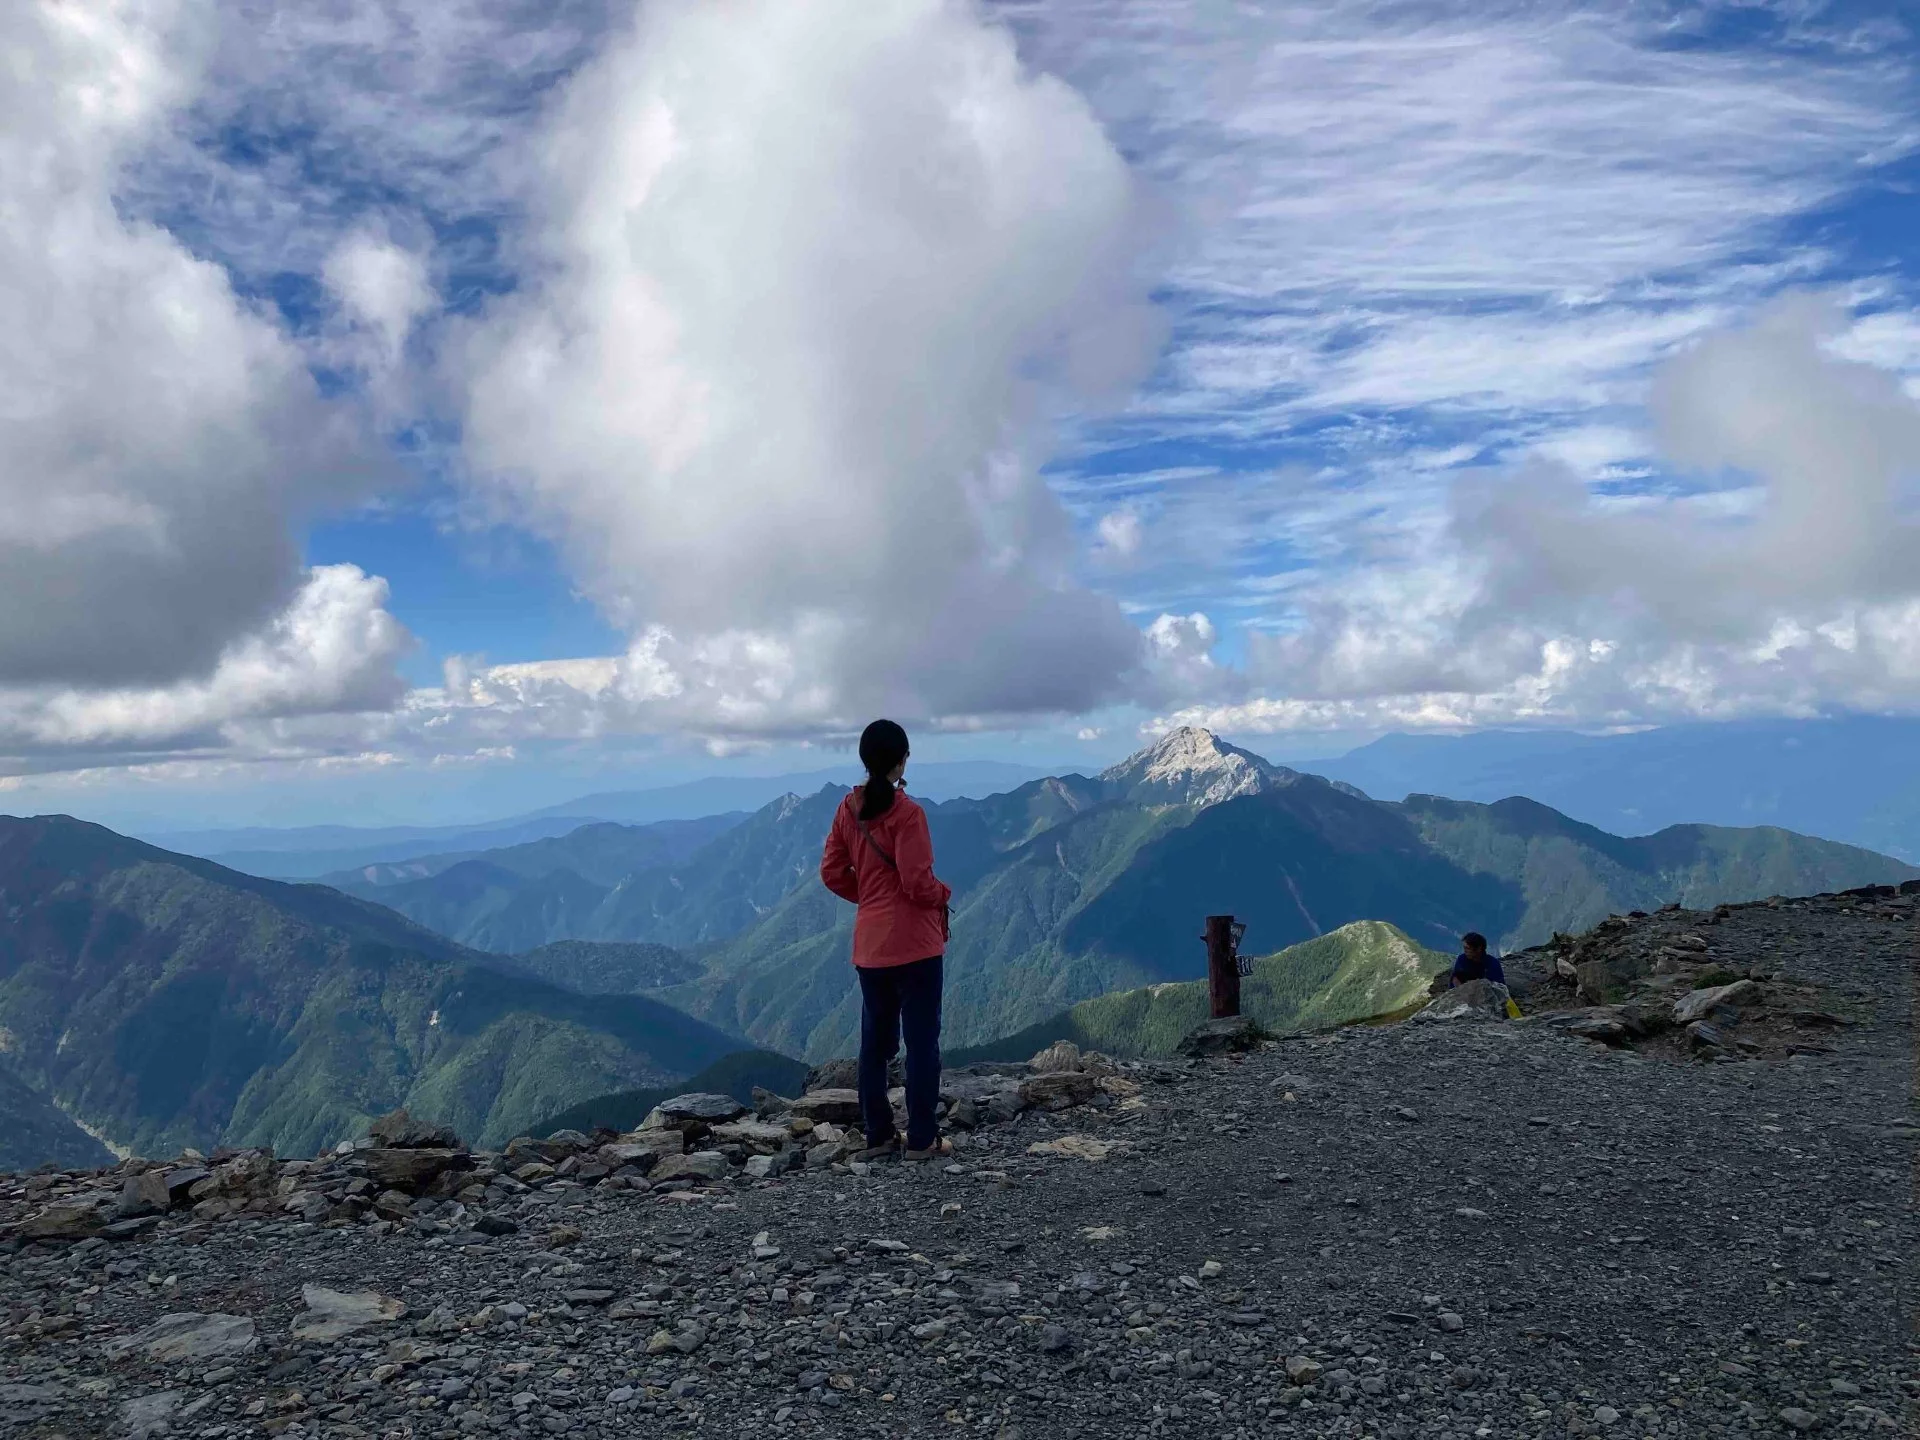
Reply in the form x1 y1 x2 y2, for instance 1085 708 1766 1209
1204 913 1240 1019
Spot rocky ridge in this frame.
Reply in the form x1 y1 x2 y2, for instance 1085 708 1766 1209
2 885 1915 1439
1096 727 1292 809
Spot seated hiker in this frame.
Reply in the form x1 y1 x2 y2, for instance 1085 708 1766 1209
1451 931 1506 988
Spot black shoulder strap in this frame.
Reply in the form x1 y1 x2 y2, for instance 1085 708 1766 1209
857 819 897 871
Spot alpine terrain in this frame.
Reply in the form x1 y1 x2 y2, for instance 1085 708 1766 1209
1 883 1912 1440
317 729 1915 1062
0 818 746 1161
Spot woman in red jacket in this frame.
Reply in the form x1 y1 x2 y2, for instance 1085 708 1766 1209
820 719 952 1160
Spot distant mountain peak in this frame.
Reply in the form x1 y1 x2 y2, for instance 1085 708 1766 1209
1100 727 1291 808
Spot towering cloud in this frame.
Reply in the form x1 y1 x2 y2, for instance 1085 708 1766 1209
456 0 1158 736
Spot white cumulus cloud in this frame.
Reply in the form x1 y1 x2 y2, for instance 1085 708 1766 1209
0 0 390 690
453 0 1160 739
0 566 412 763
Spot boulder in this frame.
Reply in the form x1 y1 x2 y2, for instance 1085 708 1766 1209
212 1151 275 1197
17 1204 104 1242
162 1167 210 1204
1018 1071 1098 1111
804 1058 860 1092
599 1134 683 1170
1575 958 1630 1005
1029 1040 1084 1073
641 1093 749 1132
1615 1000 1673 1037
751 1086 793 1120
708 1119 792 1151
1413 980 1511 1024
1176 1015 1265 1056
984 1090 1029 1123
119 1392 180 1440
790 1089 863 1125
1673 979 1757 1025
1687 1019 1728 1052
941 1073 1022 1106
116 1169 172 1219
108 1313 257 1363
1540 1009 1629 1045
652 1151 732 1183
354 1148 470 1193
366 1109 462 1150
291 1286 407 1341
504 1136 576 1165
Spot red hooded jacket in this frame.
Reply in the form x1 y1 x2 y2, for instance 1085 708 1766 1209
820 787 951 968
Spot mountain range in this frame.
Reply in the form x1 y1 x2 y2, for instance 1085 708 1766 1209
324 728 1914 1060
4 728 1913 1171
0 817 744 1161
149 761 1050 879
1295 716 1920 862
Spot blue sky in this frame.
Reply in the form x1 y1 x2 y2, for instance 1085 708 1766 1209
3 0 1919 830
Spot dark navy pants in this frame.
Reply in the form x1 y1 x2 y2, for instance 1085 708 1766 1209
856 955 943 1151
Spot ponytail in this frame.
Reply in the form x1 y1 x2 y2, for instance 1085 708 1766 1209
857 718 909 822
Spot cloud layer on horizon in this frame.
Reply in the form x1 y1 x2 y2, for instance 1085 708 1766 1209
2 0 1919 787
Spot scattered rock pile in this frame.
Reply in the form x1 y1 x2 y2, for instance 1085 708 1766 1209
1410 881 1919 1062
3 1043 1181 1257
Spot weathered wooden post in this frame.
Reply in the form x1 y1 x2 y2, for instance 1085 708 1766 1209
1204 913 1240 1018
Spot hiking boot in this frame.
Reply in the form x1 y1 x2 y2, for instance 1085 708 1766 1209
853 1137 900 1162
902 1138 952 1163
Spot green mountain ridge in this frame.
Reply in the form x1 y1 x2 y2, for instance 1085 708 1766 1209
947 920 1450 1063
0 816 746 1164
626 733 1916 1060
312 730 1914 1065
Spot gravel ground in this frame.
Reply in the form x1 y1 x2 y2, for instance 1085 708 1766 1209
3 892 1915 1440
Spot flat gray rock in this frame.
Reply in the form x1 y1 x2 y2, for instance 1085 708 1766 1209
119 1391 180 1440
644 1092 749 1125
1414 979 1511 1023
1177 1015 1264 1055
290 1286 406 1341
1673 978 1757 1024
108 1313 256 1364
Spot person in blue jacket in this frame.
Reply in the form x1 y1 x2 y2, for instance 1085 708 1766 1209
1450 931 1506 988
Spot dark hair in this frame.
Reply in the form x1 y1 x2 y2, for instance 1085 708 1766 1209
857 719 910 821
1461 932 1487 952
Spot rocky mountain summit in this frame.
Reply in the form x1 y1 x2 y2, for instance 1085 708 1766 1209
3 883 1914 1439
1095 727 1291 808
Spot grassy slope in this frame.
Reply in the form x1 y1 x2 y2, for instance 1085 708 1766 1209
947 921 1448 1063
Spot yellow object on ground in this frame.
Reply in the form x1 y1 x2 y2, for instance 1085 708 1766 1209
1505 999 1523 1019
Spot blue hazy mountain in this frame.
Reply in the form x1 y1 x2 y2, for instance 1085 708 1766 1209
153 760 1050 879
1293 716 1920 862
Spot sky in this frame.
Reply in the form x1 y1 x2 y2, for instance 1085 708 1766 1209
4 0 1919 830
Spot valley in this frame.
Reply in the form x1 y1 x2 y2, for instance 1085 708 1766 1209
2 729 1912 1171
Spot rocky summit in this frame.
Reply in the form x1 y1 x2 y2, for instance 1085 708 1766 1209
2 887 1915 1440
